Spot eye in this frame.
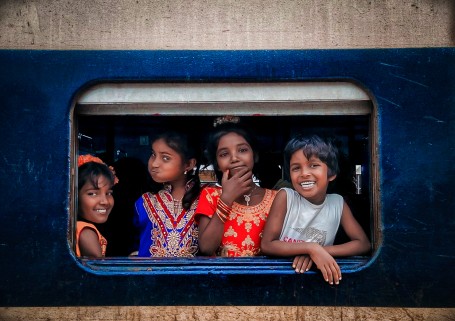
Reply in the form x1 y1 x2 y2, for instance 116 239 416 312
290 166 300 172
162 155 171 162
87 191 97 197
107 191 114 196
218 151 228 158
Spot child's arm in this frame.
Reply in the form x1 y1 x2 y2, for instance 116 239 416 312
261 190 341 284
197 215 224 255
78 227 103 257
261 190 325 257
323 201 371 257
198 168 252 255
261 190 290 254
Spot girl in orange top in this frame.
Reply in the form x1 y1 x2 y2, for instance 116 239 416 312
196 117 278 257
76 157 116 257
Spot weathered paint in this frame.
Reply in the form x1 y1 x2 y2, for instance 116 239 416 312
1 1 454 319
0 49 454 309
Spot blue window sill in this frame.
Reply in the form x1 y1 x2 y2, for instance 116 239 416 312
77 256 370 275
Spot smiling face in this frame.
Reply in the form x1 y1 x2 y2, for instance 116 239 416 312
289 149 336 205
216 132 255 177
148 138 187 183
78 175 114 224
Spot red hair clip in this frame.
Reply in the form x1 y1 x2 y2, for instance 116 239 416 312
78 154 104 167
78 154 119 185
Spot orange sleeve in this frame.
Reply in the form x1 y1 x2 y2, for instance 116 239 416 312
75 221 103 257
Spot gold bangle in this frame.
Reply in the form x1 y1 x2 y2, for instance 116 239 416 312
218 199 232 213
216 209 227 223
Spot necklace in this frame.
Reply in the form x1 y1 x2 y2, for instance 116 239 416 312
243 186 257 206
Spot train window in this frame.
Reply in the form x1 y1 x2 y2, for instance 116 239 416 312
70 82 378 274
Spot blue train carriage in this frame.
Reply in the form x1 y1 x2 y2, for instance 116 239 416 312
0 48 454 311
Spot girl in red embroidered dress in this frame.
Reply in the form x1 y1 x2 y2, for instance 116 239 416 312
196 117 277 257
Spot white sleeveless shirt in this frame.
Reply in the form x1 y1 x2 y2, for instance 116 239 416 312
279 188 343 246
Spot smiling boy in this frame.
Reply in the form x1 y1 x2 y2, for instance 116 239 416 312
261 135 370 285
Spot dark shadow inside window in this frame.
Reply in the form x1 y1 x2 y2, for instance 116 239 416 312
75 115 373 259
70 82 377 274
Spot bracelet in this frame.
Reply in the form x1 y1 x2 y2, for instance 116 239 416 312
216 208 227 223
215 199 232 223
218 199 232 213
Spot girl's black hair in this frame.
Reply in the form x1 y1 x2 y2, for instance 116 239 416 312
78 161 115 191
149 130 201 210
283 134 339 181
204 121 260 184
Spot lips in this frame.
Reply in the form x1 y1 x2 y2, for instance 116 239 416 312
95 209 108 214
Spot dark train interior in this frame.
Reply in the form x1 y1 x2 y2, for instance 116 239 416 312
76 113 373 255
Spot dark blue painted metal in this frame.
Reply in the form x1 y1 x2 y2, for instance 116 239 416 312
0 49 454 307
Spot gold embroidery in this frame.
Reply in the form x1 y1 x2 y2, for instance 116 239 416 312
224 225 238 237
231 189 275 225
205 188 221 206
218 189 278 257
143 191 199 257
242 234 255 247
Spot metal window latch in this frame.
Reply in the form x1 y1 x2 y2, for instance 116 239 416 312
354 165 362 195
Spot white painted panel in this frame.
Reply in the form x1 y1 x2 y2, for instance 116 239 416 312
78 82 370 103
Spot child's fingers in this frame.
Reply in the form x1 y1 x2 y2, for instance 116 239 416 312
239 168 253 180
221 170 229 183
307 259 313 271
221 170 232 188
333 262 342 283
230 168 253 193
324 266 334 285
327 262 341 285
319 266 330 284
321 264 342 285
292 256 299 269
293 255 308 273
293 255 312 273
232 167 252 182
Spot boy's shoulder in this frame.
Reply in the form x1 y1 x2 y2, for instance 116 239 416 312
278 187 296 195
326 193 343 200
325 193 344 205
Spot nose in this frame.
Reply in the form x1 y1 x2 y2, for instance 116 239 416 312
149 156 159 168
230 152 240 163
99 193 108 204
301 166 311 176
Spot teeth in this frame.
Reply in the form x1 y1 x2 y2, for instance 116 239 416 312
300 182 315 188
96 209 107 214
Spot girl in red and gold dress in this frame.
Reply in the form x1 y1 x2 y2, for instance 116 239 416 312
196 117 278 257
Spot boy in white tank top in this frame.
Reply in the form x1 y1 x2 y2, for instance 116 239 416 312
261 135 370 285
